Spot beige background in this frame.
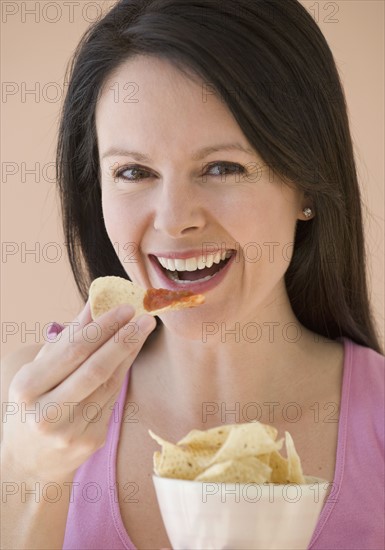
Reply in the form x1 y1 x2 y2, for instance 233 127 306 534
1 0 384 358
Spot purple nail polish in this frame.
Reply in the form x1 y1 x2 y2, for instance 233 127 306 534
47 322 64 340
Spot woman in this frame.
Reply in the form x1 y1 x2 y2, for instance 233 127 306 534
2 0 384 548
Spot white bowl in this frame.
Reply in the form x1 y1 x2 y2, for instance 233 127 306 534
153 475 328 550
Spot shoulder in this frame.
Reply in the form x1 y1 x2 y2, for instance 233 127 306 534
345 337 385 381
343 337 384 424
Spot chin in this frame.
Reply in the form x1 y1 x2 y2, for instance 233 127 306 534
159 310 219 343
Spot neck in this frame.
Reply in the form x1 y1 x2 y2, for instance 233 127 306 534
134 294 333 432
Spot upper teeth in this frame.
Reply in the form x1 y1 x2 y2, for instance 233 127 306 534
156 250 233 271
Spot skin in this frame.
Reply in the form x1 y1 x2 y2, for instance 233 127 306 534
0 56 343 550
95 55 341 433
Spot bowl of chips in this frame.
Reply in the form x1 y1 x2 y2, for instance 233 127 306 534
149 422 329 550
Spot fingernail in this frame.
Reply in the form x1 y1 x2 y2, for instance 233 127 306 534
136 314 156 333
47 322 64 340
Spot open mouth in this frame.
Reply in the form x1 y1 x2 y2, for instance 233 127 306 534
151 251 235 285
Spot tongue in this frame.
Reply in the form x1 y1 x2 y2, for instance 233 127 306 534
178 260 224 281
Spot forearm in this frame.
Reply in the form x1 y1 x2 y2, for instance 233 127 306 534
1 446 75 549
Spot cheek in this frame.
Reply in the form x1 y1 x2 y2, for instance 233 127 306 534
220 194 276 240
101 194 121 239
255 204 297 269
101 192 143 248
101 197 146 271
225 195 297 268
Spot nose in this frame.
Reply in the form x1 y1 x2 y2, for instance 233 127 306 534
153 178 207 237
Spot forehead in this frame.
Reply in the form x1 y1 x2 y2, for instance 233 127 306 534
95 55 247 155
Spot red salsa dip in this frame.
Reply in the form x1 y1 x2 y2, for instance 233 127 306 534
143 288 203 312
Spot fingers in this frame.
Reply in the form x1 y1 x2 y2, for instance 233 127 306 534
43 313 156 407
75 318 148 436
35 299 92 361
13 303 136 399
50 345 129 441
81 371 130 446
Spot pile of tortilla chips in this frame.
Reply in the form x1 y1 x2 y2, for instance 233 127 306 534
149 421 307 484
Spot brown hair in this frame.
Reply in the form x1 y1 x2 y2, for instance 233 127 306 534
56 0 383 354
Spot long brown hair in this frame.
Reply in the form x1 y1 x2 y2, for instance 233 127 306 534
56 0 383 354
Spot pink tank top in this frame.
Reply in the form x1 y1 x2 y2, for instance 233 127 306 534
59 335 384 549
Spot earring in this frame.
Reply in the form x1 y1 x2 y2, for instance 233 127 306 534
303 207 313 218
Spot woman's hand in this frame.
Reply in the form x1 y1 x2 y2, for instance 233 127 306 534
1 300 156 482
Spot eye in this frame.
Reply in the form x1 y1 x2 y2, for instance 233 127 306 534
112 161 247 183
204 162 246 179
113 165 152 182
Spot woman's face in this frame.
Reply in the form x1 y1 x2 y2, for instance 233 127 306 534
96 55 306 337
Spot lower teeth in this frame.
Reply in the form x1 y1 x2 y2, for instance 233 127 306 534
165 270 216 284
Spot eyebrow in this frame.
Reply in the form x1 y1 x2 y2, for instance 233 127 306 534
101 142 256 162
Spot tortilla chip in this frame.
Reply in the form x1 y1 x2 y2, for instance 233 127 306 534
285 431 306 484
89 276 204 321
195 456 272 484
177 425 232 450
269 449 290 483
207 422 283 466
149 429 215 480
